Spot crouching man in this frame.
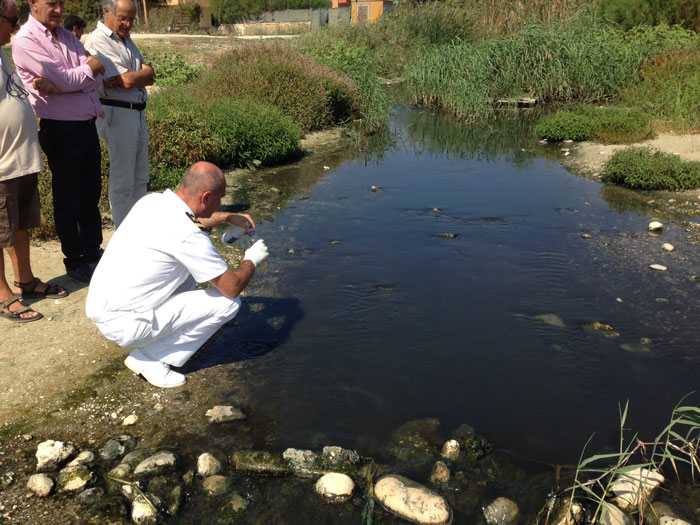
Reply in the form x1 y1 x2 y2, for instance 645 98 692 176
86 161 269 388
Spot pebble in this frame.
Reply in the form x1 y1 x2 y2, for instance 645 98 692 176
483 496 519 524
650 264 667 271
205 406 246 424
440 440 460 461
26 474 53 497
662 243 675 252
122 414 138 426
648 221 663 232
371 185 379 193
197 453 223 477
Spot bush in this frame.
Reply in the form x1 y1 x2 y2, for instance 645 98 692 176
536 105 653 143
192 44 362 133
603 146 700 190
147 88 302 190
536 111 591 141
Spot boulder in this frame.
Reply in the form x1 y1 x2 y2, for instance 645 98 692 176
374 474 451 525
315 472 354 503
35 440 76 472
26 473 54 497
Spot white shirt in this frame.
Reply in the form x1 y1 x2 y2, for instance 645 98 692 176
0 49 43 181
86 189 228 320
84 21 147 104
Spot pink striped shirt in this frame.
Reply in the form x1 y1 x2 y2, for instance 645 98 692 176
12 14 103 121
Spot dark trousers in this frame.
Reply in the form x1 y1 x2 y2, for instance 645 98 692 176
38 118 103 270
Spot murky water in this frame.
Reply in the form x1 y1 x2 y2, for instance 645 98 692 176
185 106 700 521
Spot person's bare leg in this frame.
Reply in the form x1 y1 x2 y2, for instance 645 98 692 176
0 249 40 320
8 230 61 296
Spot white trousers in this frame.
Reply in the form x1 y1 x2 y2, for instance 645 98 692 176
97 105 150 228
94 279 241 367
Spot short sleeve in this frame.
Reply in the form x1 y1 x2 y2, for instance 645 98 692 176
174 231 229 283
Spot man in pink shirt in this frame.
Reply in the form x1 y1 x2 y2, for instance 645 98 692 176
13 0 107 282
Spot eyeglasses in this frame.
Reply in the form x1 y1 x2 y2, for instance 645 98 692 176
0 14 19 27
109 12 134 24
1 62 29 100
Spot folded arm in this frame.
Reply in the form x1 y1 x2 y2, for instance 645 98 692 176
104 63 155 89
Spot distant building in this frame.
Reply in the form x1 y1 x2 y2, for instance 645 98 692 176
350 0 391 24
165 0 213 29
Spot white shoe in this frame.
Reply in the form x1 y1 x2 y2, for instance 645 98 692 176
124 348 186 388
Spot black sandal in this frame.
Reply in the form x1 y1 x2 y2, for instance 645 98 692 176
14 278 69 299
1 297 44 323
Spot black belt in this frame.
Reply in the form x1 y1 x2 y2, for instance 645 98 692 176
100 98 146 111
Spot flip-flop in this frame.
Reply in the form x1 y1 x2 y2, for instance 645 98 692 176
1 297 44 323
14 277 69 299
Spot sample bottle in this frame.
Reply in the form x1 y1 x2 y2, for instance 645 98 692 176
222 222 257 248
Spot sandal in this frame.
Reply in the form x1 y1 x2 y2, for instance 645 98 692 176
14 277 69 299
1 297 44 323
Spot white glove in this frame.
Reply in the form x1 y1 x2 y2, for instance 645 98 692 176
244 239 268 267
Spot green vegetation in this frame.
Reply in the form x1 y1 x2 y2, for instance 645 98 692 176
297 32 393 132
620 49 700 132
147 89 302 190
211 0 330 23
192 44 362 132
603 147 700 190
143 51 204 86
538 400 700 524
536 105 653 143
594 0 700 31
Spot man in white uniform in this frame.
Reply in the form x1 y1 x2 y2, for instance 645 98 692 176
86 162 269 387
0 0 68 323
84 0 154 228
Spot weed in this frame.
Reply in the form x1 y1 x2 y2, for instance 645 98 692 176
536 105 653 143
142 51 204 87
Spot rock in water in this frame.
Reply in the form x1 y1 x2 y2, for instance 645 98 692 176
648 221 663 233
197 453 223 477
315 472 354 503
374 474 451 525
483 496 518 524
534 313 565 328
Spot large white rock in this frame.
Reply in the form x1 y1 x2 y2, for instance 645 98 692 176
26 473 54 497
483 496 518 524
197 453 223 477
374 474 451 525
601 503 633 525
36 440 76 472
611 467 664 511
315 472 354 503
648 221 663 233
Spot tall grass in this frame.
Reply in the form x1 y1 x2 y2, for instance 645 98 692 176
620 48 700 131
192 44 362 133
604 147 700 190
536 105 653 143
406 18 697 121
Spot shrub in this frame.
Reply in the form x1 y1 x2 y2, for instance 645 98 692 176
603 146 700 190
147 88 302 190
192 44 362 132
536 111 591 141
536 105 653 143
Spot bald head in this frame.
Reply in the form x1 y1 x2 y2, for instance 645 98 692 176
179 162 226 197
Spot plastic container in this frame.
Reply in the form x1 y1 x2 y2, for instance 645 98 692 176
222 223 256 247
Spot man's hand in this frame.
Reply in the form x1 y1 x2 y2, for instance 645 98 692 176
243 240 268 267
104 75 124 88
87 56 105 76
32 78 61 94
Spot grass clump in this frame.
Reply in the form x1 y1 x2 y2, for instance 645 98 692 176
536 105 653 143
147 89 301 191
603 146 700 190
593 0 700 31
192 44 362 133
